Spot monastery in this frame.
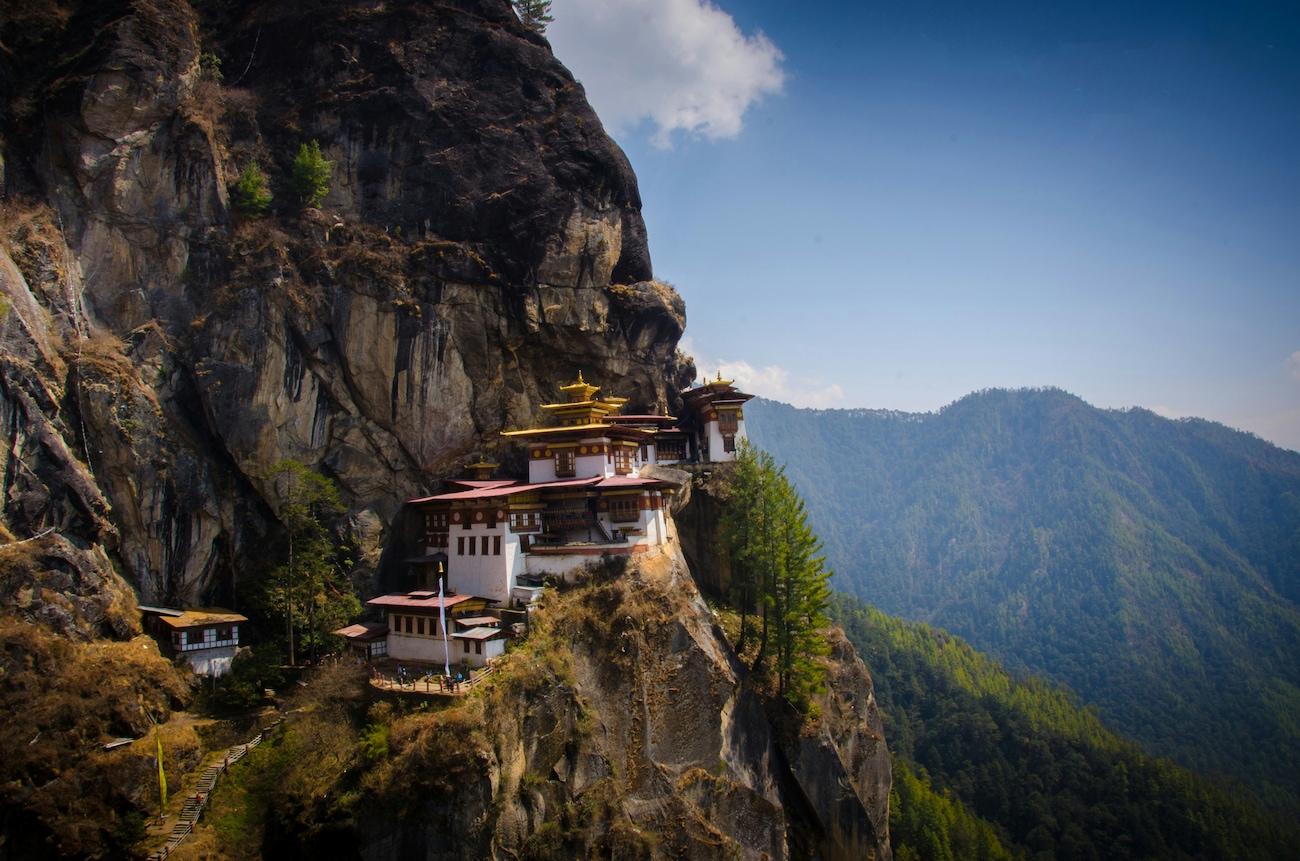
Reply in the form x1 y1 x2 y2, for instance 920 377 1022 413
348 374 753 669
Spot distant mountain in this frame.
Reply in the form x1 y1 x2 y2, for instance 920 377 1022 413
747 389 1300 815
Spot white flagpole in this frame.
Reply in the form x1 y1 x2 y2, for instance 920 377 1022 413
440 576 450 678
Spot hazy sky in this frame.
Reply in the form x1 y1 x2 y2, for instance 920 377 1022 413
547 0 1300 452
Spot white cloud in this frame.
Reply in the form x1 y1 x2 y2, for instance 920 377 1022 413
1285 351 1300 382
692 358 845 409
1150 405 1182 419
547 0 784 147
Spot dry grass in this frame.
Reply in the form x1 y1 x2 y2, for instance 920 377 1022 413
0 617 196 857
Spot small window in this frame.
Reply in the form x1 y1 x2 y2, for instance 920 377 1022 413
723 434 736 453
417 617 425 635
613 447 633 475
463 639 471 654
510 511 541 532
468 537 476 556
457 536 465 555
404 616 413 634
493 535 501 555
481 535 489 556
555 449 575 477
475 641 483 655
718 410 739 432
427 512 449 530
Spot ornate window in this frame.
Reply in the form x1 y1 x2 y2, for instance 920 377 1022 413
609 497 640 523
613 447 633 475
510 511 542 532
555 448 576 477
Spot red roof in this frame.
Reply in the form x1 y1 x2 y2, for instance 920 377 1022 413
455 616 501 628
453 627 508 641
409 476 602 504
333 622 388 641
367 593 479 612
593 476 664 488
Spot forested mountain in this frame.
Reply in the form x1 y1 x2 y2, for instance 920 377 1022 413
830 593 1296 860
747 390 1300 815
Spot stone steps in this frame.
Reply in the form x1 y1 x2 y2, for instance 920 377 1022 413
144 721 280 861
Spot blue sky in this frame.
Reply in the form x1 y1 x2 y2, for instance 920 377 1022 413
547 0 1300 451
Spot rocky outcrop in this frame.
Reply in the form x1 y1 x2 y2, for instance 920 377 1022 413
302 545 888 861
790 628 893 861
1 0 693 603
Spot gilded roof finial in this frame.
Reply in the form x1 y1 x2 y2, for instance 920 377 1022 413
577 370 585 385
716 370 723 382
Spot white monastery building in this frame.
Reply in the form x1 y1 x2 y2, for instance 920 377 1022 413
355 373 754 666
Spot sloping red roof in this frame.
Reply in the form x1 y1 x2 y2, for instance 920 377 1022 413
409 476 602 504
333 622 388 641
367 593 479 612
452 627 508 641
455 616 501 628
593 476 665 488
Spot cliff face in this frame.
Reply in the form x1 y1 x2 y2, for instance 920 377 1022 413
257 545 890 861
0 4 895 859
1 0 692 605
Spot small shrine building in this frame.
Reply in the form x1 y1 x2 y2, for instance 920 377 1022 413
139 606 247 677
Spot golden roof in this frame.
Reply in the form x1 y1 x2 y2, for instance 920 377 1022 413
559 371 600 403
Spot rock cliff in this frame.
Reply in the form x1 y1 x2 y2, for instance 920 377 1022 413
1 0 693 605
245 544 890 861
0 3 894 859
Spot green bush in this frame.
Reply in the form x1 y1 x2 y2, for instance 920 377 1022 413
289 141 332 207
230 161 272 217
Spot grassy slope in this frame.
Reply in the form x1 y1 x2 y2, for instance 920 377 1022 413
830 592 1296 861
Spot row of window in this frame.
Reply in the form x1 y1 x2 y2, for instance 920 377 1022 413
393 614 443 636
457 535 502 556
172 626 236 646
389 615 486 655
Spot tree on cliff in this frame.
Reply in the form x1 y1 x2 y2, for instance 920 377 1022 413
512 0 554 33
262 461 359 665
230 161 272 217
721 442 832 708
289 141 333 208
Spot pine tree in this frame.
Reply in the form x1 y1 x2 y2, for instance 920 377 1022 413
289 141 332 207
229 161 271 217
721 442 832 709
512 0 554 34
263 461 359 664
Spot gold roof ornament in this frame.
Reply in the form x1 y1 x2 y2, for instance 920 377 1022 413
559 371 601 403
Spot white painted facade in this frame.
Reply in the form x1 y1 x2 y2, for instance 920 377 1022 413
183 646 238 677
441 522 527 605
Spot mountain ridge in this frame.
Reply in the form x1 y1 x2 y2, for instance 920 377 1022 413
747 387 1300 815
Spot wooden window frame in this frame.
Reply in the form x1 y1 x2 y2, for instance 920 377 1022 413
609 497 640 523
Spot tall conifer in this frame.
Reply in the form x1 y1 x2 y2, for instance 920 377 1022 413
721 442 833 709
